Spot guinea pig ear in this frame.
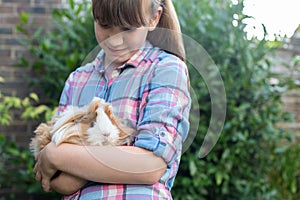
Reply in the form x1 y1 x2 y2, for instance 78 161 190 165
52 111 86 132
103 104 116 124
89 97 103 112
104 104 136 137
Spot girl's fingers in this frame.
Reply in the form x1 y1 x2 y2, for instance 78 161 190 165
33 163 38 173
35 152 40 161
35 171 42 182
42 178 51 192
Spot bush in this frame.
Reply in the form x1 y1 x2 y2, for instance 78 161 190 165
0 135 60 200
0 101 58 200
0 78 59 199
11 0 300 199
268 137 300 200
172 0 299 199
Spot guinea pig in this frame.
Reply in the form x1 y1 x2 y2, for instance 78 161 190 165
29 97 135 157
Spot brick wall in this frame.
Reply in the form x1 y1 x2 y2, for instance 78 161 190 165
0 1 64 198
273 48 300 133
281 89 300 132
0 0 63 147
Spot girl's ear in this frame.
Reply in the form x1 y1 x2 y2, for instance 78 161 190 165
149 6 163 31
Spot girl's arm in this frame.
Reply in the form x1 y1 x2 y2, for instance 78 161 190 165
34 142 167 193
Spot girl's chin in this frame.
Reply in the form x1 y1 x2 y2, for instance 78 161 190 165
105 57 129 66
105 55 130 66
104 48 139 66
106 52 134 65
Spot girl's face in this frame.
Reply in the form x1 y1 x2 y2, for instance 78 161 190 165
93 0 162 67
94 23 149 67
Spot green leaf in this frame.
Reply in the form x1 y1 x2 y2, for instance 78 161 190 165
215 171 223 186
189 160 197 176
7 147 20 156
29 93 39 102
19 11 29 24
69 0 75 10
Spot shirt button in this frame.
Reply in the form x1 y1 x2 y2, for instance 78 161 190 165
112 70 119 78
160 132 166 137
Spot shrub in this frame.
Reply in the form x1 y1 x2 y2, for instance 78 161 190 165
0 77 59 199
172 0 299 199
0 135 60 200
11 0 300 199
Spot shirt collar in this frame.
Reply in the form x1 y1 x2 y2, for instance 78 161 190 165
125 40 153 68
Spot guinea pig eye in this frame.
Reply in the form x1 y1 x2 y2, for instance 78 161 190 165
90 121 95 127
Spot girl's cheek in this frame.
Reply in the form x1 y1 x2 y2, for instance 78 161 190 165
96 33 109 46
94 24 108 44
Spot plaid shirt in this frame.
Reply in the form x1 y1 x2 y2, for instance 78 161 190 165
60 41 191 199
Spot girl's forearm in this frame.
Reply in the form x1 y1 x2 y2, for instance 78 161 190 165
49 144 167 184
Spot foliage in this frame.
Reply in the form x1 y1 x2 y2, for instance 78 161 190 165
1 0 96 198
171 0 300 199
268 135 300 200
16 0 97 105
0 92 54 125
0 135 60 200
0 77 58 199
5 0 299 199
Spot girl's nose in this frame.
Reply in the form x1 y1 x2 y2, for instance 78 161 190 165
108 31 124 47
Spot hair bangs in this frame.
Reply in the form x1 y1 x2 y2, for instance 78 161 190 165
92 0 148 28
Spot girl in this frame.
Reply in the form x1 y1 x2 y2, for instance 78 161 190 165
34 0 191 199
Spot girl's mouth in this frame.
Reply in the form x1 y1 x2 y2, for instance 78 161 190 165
107 46 126 55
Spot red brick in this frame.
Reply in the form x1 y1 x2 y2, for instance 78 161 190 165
0 5 14 13
0 16 20 25
0 58 18 66
2 0 30 3
34 0 62 5
0 49 11 57
16 5 31 13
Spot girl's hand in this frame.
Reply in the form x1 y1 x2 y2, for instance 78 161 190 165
34 142 57 192
50 172 88 195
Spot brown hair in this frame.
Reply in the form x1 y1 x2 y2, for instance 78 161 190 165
92 0 185 61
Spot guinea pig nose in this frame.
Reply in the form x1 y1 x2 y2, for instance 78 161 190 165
103 132 110 137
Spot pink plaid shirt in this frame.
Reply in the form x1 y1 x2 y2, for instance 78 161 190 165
59 41 191 199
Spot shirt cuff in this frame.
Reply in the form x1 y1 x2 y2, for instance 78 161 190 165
133 128 182 165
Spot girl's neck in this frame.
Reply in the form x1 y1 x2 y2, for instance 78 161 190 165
103 56 123 79
103 56 123 70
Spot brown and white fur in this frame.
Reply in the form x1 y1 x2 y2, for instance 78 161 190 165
29 97 135 157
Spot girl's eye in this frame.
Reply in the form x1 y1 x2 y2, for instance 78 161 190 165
122 27 136 32
99 24 110 29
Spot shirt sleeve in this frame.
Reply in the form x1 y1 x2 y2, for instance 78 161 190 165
134 55 191 165
57 62 96 114
57 71 76 114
